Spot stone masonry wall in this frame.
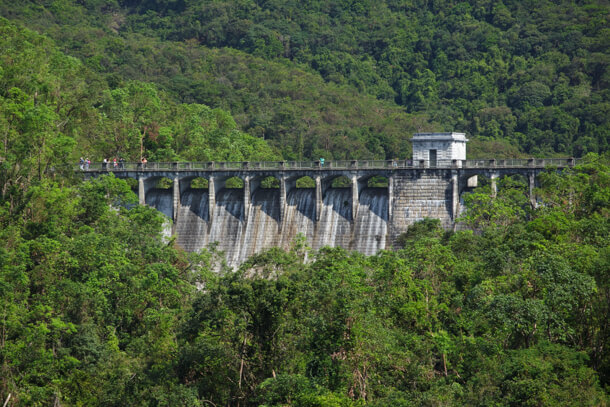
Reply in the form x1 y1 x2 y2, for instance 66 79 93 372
390 170 453 246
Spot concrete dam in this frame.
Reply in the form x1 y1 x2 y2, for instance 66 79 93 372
148 168 392 266
86 155 575 268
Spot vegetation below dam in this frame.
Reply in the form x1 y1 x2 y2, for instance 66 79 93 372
1 157 609 405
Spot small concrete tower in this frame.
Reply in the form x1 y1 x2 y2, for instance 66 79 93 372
411 132 468 165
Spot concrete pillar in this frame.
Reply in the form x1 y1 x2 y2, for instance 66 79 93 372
528 172 536 208
451 170 459 221
173 177 180 222
138 177 145 205
315 175 322 221
351 175 358 221
279 175 287 228
388 175 394 223
490 172 499 198
244 176 251 221
208 176 215 225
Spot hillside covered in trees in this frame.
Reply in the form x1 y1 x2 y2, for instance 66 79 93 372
1 1 610 405
1 150 609 405
2 0 608 160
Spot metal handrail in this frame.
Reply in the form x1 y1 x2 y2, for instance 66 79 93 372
78 158 579 172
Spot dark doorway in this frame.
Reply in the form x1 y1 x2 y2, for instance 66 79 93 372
429 149 437 167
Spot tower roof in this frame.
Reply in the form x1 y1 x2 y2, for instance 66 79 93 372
411 132 468 142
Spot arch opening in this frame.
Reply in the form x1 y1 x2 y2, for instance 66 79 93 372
225 176 244 189
467 175 478 188
284 176 316 227
464 173 528 194
190 177 209 189
321 175 352 221
260 176 280 189
296 176 315 188
124 177 138 190
358 175 389 221
154 177 173 189
501 174 528 188
367 175 389 188
146 177 174 220
331 176 351 188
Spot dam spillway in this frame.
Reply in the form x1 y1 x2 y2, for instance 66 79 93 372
173 185 388 267
85 158 576 268
137 165 462 269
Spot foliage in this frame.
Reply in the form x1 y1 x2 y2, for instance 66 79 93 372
460 175 531 230
0 17 280 173
2 0 608 160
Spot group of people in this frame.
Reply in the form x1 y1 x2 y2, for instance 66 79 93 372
79 157 90 170
102 157 125 170
78 157 150 170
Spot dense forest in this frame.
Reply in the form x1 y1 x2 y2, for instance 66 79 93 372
2 0 608 160
1 151 609 405
1 0 610 405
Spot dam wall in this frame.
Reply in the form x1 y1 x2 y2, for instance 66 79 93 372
84 158 575 268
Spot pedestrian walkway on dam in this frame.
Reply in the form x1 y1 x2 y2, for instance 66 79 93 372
79 157 576 172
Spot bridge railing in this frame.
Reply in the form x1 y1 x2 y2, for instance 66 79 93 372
285 161 320 169
79 158 578 172
462 158 576 168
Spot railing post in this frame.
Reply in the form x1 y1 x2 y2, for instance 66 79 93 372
243 161 249 169
172 162 178 170
489 159 496 168
452 159 458 169
568 157 575 167
280 161 285 170
528 158 535 168
419 159 426 168
208 161 215 170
